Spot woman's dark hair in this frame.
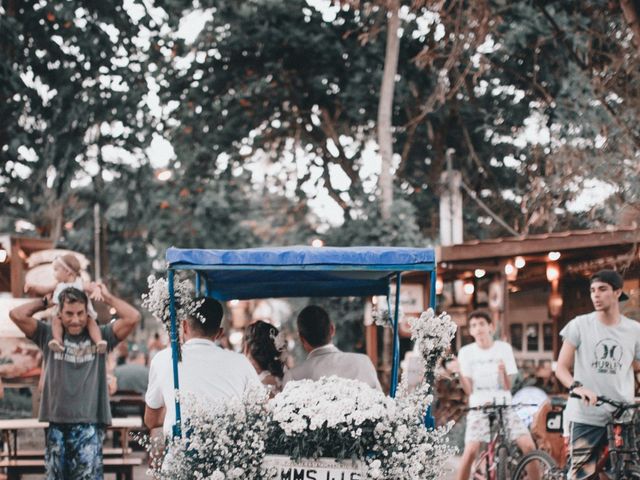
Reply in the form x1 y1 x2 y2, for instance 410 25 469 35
244 320 284 378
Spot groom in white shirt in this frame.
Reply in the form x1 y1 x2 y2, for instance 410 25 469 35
144 297 260 436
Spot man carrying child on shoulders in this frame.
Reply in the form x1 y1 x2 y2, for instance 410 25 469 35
10 283 141 480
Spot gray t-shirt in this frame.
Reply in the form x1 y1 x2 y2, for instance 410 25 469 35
30 321 119 424
114 363 149 395
560 312 640 426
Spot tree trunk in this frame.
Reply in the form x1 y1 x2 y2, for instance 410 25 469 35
377 0 400 220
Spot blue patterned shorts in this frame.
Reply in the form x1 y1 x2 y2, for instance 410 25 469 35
45 423 105 480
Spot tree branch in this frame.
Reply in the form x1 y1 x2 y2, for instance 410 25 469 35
535 3 588 70
460 122 487 178
319 157 351 214
459 180 521 237
536 2 640 149
318 107 360 186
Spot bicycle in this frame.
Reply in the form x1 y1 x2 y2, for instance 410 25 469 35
513 394 640 479
466 402 535 480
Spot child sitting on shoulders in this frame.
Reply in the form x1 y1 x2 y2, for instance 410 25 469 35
24 254 107 354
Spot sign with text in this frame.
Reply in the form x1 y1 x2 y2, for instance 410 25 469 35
375 283 424 314
262 455 366 480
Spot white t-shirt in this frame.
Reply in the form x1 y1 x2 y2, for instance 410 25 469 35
457 340 518 407
145 338 261 435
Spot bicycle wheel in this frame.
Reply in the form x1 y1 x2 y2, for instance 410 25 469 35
512 450 561 480
496 444 510 480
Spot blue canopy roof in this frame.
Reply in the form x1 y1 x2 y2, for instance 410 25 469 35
166 246 436 300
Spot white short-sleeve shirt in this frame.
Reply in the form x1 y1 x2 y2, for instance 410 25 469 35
457 340 518 407
145 338 261 435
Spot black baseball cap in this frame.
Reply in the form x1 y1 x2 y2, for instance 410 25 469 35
590 269 629 301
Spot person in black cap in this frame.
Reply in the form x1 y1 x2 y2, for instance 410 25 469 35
556 269 639 479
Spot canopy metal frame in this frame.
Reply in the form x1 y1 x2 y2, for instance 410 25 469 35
166 255 437 438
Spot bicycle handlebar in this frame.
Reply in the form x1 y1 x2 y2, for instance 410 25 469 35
569 392 640 418
464 402 540 412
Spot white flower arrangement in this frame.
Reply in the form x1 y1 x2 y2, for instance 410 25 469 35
408 308 457 377
270 330 287 363
151 376 455 479
159 386 270 480
146 308 458 479
141 275 204 360
141 275 204 325
371 305 404 327
369 382 455 479
268 376 394 458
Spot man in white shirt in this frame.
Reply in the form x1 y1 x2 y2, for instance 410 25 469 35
283 305 381 390
144 297 260 436
455 310 535 480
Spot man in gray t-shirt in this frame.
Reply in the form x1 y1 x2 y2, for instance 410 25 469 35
10 284 140 480
556 269 640 480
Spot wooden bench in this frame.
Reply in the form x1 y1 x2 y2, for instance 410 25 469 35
0 447 132 459
0 456 142 480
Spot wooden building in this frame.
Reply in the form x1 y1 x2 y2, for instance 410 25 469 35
436 226 640 370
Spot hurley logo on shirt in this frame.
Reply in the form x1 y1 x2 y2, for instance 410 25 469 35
53 338 96 364
592 339 623 374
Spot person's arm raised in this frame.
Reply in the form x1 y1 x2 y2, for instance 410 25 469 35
9 298 46 338
95 283 141 342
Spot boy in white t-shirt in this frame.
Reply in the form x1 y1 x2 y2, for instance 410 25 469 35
455 310 535 480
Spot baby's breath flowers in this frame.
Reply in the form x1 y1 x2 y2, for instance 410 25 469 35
408 308 457 382
268 376 394 459
141 275 204 324
141 275 204 360
160 386 270 480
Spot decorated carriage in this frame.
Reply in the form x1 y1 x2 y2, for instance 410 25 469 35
148 246 457 479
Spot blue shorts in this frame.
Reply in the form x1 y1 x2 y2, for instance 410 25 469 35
568 422 608 480
45 423 105 480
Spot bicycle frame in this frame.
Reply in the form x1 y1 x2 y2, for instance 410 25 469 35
567 394 640 477
473 434 502 479
597 413 640 477
470 405 517 480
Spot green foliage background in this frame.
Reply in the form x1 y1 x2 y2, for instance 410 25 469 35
1 0 639 338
